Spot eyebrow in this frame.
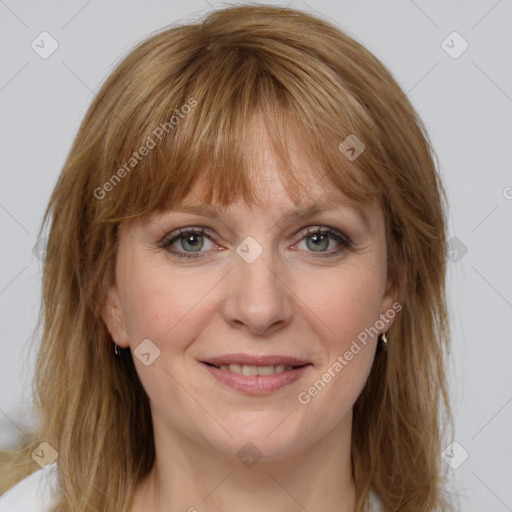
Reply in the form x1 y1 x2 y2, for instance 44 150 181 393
281 202 372 232
173 200 371 230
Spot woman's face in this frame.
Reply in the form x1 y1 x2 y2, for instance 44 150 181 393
102 126 398 462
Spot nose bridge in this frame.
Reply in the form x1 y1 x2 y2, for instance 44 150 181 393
222 235 293 335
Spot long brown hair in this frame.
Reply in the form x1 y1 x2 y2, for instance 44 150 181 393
1 5 453 511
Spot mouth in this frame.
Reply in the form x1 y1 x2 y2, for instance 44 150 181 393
202 362 309 375
199 355 313 394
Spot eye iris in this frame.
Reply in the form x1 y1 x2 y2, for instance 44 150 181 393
307 233 329 251
182 233 203 252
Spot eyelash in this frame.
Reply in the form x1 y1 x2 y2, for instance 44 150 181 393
158 227 352 260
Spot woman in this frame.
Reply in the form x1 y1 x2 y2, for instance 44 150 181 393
0 5 453 511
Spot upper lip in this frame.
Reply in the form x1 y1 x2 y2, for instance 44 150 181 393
200 354 311 367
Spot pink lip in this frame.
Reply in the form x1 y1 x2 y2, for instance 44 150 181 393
200 354 310 367
201 362 312 395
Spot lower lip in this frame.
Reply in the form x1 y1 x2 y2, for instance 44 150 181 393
201 363 312 394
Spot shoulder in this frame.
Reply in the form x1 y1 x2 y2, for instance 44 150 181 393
368 491 383 511
0 462 59 512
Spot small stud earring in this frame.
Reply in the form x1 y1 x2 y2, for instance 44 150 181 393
113 343 121 358
378 331 389 350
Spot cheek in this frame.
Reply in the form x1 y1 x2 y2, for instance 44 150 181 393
115 255 223 416
292 262 384 418
302 261 386 347
117 255 221 348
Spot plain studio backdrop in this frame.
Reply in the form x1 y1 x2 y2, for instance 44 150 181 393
0 1 511 510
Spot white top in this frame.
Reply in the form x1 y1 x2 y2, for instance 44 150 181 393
0 462 59 512
0 462 382 511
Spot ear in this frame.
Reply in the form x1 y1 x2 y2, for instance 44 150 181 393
379 275 401 331
100 284 130 348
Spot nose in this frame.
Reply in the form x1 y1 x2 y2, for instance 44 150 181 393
221 245 294 337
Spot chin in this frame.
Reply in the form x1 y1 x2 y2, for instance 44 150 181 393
196 412 311 462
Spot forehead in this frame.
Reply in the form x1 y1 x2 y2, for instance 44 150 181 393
185 116 370 209
143 117 379 234
181 171 356 214
116 106 378 232
171 163 375 234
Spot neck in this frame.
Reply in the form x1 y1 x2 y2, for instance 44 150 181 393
130 415 356 512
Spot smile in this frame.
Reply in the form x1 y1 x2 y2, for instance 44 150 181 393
208 363 298 375
200 360 312 394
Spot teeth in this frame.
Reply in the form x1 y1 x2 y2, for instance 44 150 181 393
256 365 275 376
241 364 258 376
215 364 296 375
229 364 242 373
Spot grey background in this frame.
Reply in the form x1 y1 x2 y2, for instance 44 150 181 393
1 1 511 510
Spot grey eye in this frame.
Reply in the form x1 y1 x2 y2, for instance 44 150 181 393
305 232 330 252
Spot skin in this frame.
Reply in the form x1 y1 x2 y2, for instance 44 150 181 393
101 120 398 512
